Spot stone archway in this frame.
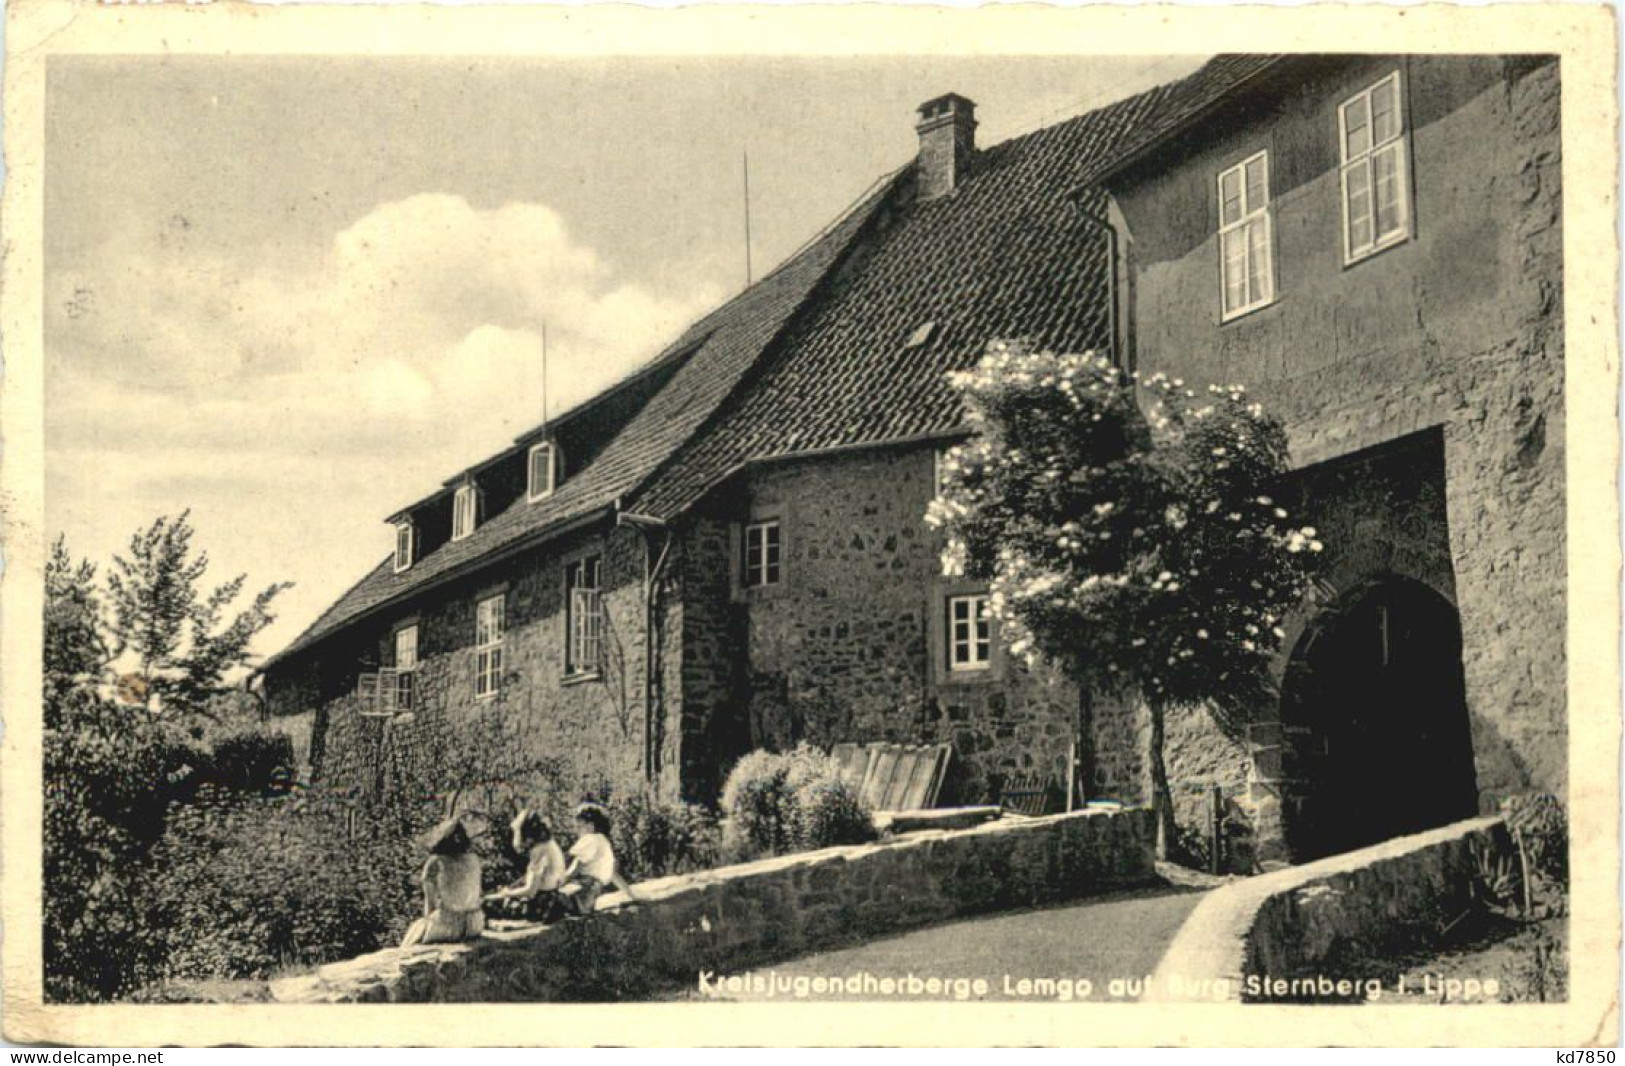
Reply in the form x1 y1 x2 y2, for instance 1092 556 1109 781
1277 575 1479 861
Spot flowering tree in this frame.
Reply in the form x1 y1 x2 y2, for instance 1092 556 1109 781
928 343 1321 854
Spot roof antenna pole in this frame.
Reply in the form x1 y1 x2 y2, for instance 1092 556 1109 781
743 149 754 287
541 320 549 426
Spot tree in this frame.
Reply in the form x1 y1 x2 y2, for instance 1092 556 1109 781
45 537 109 708
929 343 1321 855
43 521 293 999
105 511 292 717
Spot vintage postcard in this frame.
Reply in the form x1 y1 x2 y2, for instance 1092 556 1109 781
2 0 1617 1048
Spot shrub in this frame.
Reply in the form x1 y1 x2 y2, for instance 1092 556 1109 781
720 745 875 861
207 728 297 794
783 748 873 853
719 749 798 859
1504 791 1568 917
1504 792 1567 887
607 794 721 881
136 790 415 986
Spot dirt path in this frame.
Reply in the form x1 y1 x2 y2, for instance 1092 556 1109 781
690 883 1210 1004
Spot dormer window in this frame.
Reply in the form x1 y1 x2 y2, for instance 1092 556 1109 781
393 522 415 573
528 441 561 502
452 483 479 541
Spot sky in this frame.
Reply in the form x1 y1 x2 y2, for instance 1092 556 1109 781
44 53 1206 657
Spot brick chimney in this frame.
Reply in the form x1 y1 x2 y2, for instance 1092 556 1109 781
915 93 977 202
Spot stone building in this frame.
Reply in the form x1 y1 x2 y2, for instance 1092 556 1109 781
1090 54 1564 862
261 83 1166 813
262 55 1564 865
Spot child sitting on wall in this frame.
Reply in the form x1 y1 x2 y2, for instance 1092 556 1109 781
483 809 566 922
543 802 639 922
400 818 485 947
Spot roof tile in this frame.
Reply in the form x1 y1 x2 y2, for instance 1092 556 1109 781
269 63 1224 667
631 82 1175 517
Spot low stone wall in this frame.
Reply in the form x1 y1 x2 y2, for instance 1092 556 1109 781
271 806 1155 1003
1145 816 1512 1002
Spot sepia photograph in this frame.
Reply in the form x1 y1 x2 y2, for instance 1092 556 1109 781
2 0 1617 1048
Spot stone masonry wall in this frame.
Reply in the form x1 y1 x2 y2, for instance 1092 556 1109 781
267 521 682 823
1111 56 1565 851
269 806 1156 1003
1146 816 1512 1002
734 446 1085 807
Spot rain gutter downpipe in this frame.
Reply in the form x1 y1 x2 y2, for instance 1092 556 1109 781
617 508 674 790
1069 190 1127 374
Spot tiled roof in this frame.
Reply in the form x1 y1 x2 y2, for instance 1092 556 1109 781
1082 54 1284 186
265 174 899 666
268 66 1212 670
630 82 1177 518
381 337 705 524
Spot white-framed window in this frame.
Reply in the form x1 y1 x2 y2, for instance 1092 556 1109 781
452 483 479 541
742 519 781 588
474 595 504 699
393 625 418 712
1339 71 1410 263
947 594 992 672
356 671 385 716
565 555 603 676
528 441 560 502
1218 150 1275 320
358 666 400 716
393 522 415 573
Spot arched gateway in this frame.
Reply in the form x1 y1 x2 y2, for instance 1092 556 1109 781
1278 576 1479 861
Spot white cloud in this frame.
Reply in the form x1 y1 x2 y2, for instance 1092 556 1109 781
47 194 725 650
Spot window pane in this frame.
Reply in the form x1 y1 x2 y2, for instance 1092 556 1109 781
1244 156 1268 210
1371 78 1399 143
530 445 552 495
1218 168 1243 225
1221 229 1247 312
477 597 503 648
1342 94 1371 159
1247 220 1271 304
1373 143 1404 237
1344 162 1374 253
396 627 417 670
